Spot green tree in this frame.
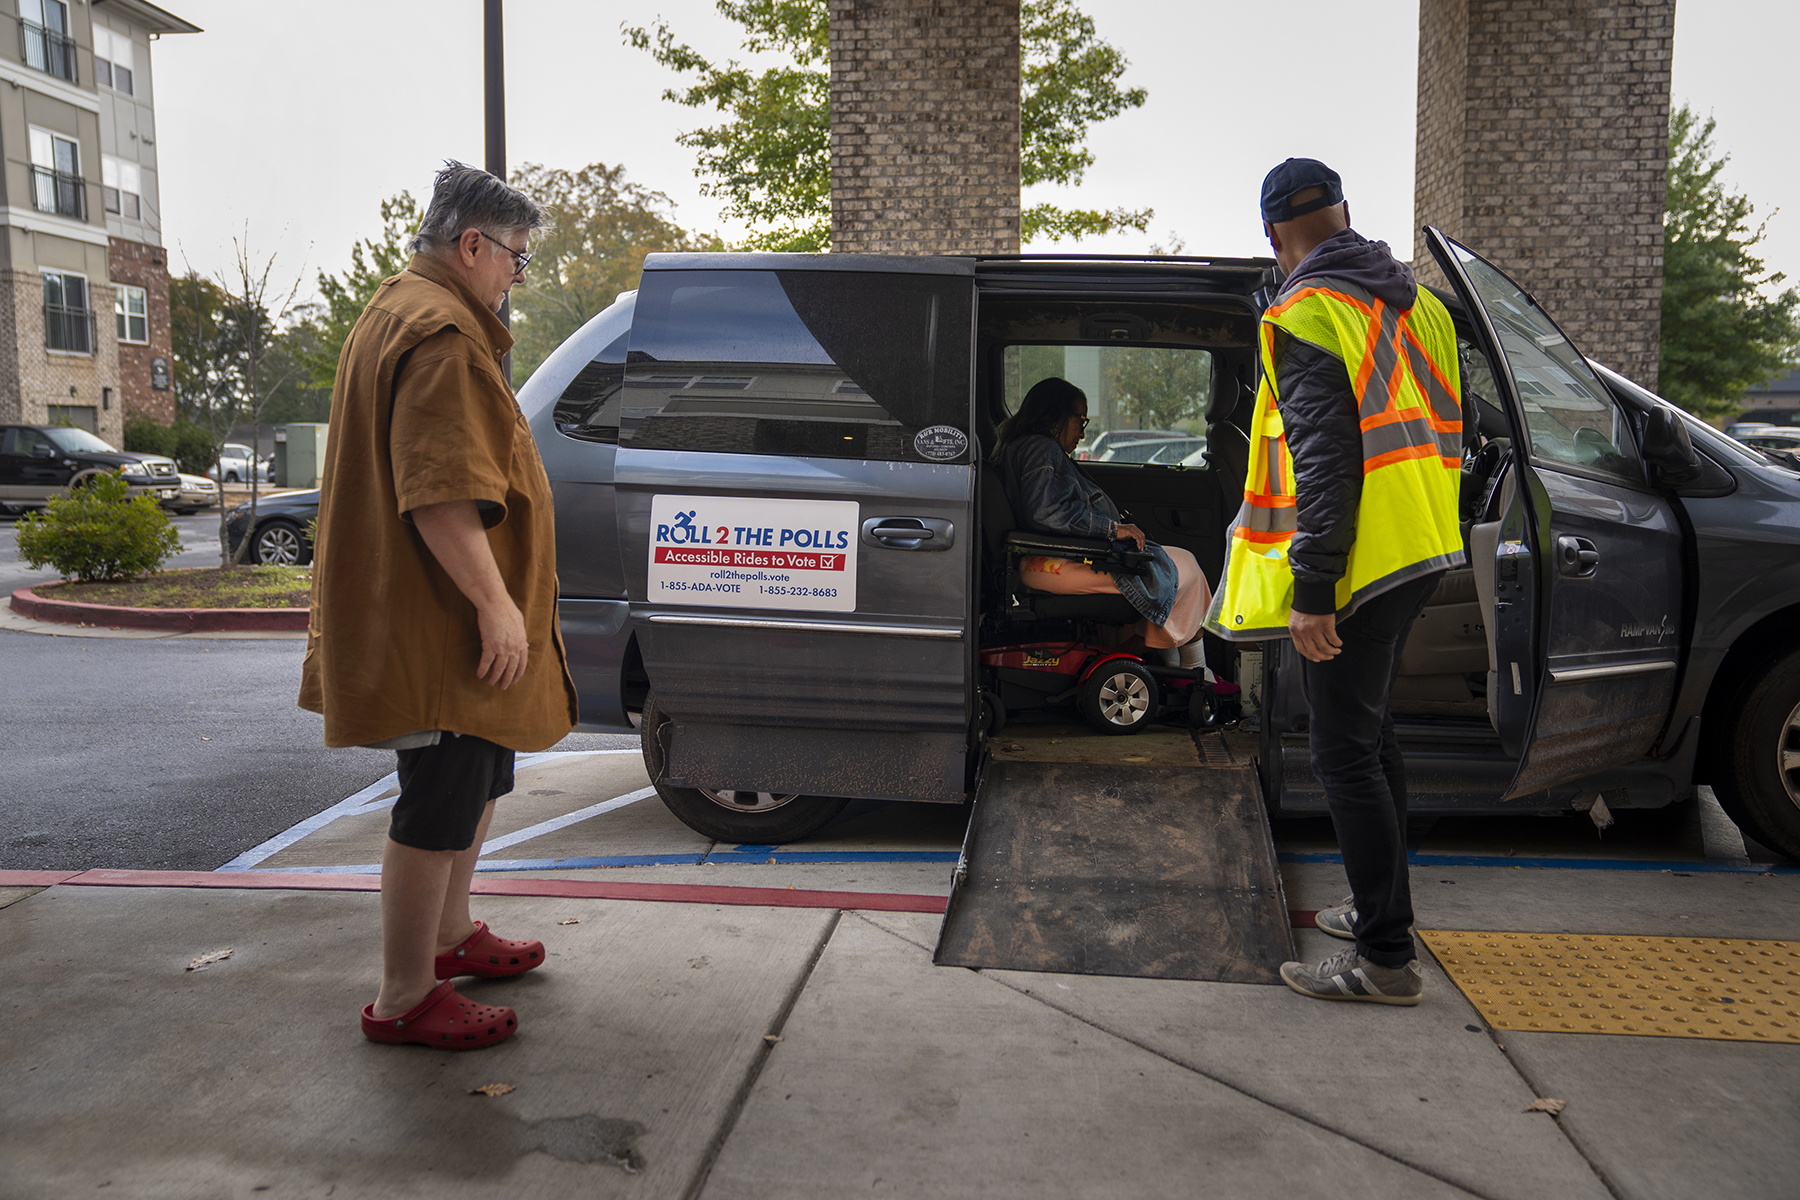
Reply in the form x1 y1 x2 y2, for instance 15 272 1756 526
1659 105 1800 420
310 192 420 387
624 0 1149 250
510 162 720 381
171 272 246 431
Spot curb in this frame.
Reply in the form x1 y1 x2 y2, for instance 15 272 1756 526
9 582 308 632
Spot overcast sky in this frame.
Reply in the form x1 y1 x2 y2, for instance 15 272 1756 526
153 1 1798 310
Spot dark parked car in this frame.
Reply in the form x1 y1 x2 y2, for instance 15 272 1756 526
0 424 180 513
521 235 1800 863
222 489 317 565
1734 429 1800 469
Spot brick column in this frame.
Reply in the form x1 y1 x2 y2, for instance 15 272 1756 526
1414 0 1675 388
828 0 1021 255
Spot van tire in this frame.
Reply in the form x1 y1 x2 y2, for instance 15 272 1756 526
641 692 850 843
1710 644 1800 861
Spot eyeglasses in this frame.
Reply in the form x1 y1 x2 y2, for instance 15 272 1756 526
478 229 531 276
1076 416 1091 430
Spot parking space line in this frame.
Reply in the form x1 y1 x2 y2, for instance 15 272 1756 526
478 785 659 856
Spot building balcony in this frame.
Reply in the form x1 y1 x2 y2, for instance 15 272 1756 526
20 21 77 82
32 167 86 220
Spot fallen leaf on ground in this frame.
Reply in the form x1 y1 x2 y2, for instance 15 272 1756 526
186 948 234 971
199 737 212 741
468 1083 515 1097
1523 1098 1566 1115
556 918 581 926
762 1035 782 1045
785 884 797 890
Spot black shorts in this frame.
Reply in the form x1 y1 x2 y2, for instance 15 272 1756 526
389 734 516 852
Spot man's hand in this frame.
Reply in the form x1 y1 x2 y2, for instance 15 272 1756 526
1289 609 1342 662
1114 522 1147 550
412 499 530 690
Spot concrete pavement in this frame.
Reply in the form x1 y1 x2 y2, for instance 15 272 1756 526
2 853 1796 1198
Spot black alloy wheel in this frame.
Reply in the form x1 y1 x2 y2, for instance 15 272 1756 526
1709 643 1800 861
640 692 850 843
1078 659 1158 735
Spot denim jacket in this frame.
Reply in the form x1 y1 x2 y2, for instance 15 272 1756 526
999 433 1181 627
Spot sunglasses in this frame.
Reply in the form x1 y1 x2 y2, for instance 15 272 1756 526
478 229 531 275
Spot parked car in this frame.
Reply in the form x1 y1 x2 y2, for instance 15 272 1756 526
1733 428 1800 469
1095 435 1204 465
1075 428 1178 460
1723 421 1776 439
521 236 1800 864
173 472 221 514
222 489 317 565
207 443 274 484
0 423 181 513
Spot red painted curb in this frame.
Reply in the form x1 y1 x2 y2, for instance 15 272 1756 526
8 868 1324 926
9 582 307 632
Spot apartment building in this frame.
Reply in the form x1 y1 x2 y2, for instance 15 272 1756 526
0 0 197 444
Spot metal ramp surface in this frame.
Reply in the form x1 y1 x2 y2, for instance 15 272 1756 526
934 749 1294 984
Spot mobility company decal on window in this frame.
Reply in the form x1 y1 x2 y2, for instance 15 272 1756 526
648 494 859 613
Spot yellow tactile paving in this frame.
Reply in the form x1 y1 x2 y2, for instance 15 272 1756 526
1420 930 1800 1042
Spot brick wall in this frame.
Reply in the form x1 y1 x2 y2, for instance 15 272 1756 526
828 0 1021 255
1414 0 1675 388
0 270 123 445
109 237 174 427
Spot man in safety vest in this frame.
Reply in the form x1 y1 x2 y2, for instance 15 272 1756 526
1206 159 1464 1005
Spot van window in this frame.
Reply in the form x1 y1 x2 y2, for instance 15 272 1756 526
553 329 628 444
621 270 973 462
1002 345 1214 465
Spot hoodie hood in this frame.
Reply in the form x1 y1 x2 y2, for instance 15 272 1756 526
1280 227 1416 310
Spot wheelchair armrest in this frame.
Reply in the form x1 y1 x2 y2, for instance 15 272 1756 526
1002 529 1155 577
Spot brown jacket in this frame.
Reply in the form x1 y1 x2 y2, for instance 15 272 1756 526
298 254 577 750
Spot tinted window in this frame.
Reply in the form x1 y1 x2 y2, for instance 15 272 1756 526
553 329 629 444
1451 241 1640 482
43 426 114 453
622 270 973 462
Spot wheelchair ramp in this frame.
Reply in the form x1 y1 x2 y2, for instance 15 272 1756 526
934 750 1293 984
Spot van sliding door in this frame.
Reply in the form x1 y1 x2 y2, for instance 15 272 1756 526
614 260 977 803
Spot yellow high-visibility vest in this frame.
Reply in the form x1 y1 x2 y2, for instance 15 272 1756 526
1206 279 1465 641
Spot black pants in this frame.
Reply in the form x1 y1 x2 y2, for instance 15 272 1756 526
1300 572 1443 968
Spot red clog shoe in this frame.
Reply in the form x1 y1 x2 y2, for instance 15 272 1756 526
361 980 516 1049
435 920 545 980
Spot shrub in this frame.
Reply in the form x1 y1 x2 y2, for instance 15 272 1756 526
172 422 219 475
123 417 176 457
15 471 182 582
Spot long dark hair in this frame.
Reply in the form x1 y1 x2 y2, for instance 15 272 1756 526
994 376 1086 458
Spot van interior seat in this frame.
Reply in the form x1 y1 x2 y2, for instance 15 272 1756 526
979 462 1143 628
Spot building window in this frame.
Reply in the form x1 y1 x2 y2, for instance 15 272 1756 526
43 271 93 354
29 127 84 220
93 25 134 94
20 0 76 82
46 404 98 433
116 284 148 344
102 156 141 220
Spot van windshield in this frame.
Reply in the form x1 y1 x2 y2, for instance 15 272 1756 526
1001 345 1213 464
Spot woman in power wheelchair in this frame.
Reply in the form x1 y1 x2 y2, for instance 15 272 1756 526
994 377 1211 664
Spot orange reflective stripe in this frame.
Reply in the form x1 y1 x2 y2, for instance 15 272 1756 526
1244 491 1297 508
1266 284 1374 320
1233 525 1294 545
1362 443 1441 474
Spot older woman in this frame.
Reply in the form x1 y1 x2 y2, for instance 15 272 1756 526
996 377 1209 663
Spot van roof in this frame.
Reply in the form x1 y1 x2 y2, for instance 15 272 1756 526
641 251 1277 294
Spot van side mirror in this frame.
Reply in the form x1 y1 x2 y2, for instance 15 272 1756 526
1641 406 1703 485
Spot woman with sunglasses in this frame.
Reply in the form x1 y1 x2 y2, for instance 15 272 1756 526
993 376 1210 664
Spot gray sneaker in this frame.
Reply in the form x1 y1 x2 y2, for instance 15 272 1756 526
1315 894 1356 940
1280 945 1423 1005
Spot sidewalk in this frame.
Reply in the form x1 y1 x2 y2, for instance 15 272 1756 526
3 855 1796 1198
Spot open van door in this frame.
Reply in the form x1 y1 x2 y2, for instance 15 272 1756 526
1425 229 1684 800
613 256 978 815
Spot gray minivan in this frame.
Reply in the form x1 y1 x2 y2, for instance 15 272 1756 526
522 237 1800 862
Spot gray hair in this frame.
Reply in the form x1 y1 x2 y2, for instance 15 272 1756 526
407 160 547 255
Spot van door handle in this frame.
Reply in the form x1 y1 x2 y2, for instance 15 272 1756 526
1557 536 1599 577
862 517 955 551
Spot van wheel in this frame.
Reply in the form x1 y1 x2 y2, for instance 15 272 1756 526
1078 660 1158 735
640 693 850 843
1710 644 1800 861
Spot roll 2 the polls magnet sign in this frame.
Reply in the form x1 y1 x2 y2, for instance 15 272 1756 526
648 494 859 613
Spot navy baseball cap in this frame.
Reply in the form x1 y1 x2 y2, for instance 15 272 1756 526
1260 158 1344 223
